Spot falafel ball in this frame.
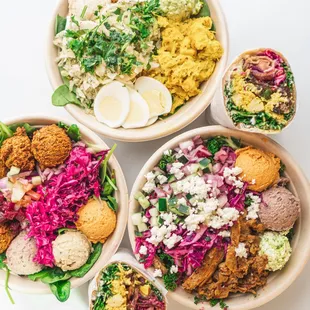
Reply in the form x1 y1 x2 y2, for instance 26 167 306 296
0 127 35 171
0 223 17 254
31 124 72 169
0 157 7 178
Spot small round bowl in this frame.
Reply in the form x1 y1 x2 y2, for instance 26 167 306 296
128 125 310 310
46 0 229 142
0 115 128 294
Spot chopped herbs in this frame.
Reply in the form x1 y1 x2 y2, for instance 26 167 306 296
163 272 178 291
282 63 295 89
210 298 228 309
194 295 207 305
62 0 160 75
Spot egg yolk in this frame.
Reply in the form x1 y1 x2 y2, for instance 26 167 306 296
98 96 123 121
125 100 146 124
142 90 166 117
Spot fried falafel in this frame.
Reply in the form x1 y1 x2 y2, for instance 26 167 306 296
0 158 7 178
0 127 35 171
31 124 72 169
0 223 17 254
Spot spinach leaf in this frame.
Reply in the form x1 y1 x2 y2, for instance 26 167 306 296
197 1 211 17
70 243 103 278
52 85 82 107
0 122 13 147
28 267 71 284
55 15 67 35
49 280 71 302
100 144 117 185
8 123 37 136
106 195 118 212
57 122 81 141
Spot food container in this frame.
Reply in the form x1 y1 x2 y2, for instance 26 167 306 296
206 48 297 134
45 0 229 142
88 248 168 309
128 125 310 310
0 115 128 294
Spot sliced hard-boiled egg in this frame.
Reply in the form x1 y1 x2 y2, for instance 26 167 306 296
145 116 158 127
94 81 130 128
135 77 172 118
122 88 150 129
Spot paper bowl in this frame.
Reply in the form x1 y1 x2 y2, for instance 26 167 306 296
88 249 168 309
128 126 310 309
0 115 128 295
46 0 229 142
206 48 297 135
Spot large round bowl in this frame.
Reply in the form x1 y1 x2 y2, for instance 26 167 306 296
46 0 229 142
128 125 310 310
0 115 128 294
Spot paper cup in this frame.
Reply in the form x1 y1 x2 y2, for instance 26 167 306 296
206 48 297 134
88 248 168 310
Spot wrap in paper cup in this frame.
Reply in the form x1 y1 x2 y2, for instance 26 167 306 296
206 48 297 134
88 248 168 309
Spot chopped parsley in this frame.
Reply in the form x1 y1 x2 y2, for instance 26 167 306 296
163 272 178 291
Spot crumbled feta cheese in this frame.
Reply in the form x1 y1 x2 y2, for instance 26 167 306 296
145 171 156 181
246 193 261 220
157 174 168 184
208 207 239 229
174 175 211 199
223 167 243 177
142 181 156 193
170 162 184 180
178 197 187 206
153 269 163 278
142 216 149 223
251 179 256 185
163 233 182 249
218 231 231 238
139 245 148 255
184 213 206 231
170 265 178 274
235 243 248 258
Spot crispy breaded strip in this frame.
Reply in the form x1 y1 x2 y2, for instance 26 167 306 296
153 255 168 275
225 219 241 272
182 248 225 291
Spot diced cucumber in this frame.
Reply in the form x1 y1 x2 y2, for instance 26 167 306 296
167 175 176 183
158 217 164 225
132 213 142 226
134 191 150 209
158 198 167 212
178 204 190 215
199 158 211 168
186 193 193 200
150 216 158 227
168 206 183 216
178 155 188 164
149 208 159 217
203 164 213 174
168 197 177 207
138 222 148 232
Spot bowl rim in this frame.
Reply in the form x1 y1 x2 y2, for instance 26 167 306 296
128 125 310 310
0 114 129 294
45 0 230 142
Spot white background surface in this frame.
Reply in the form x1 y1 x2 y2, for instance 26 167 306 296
1 0 309 309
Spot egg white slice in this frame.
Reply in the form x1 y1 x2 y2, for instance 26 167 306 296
135 77 172 118
145 117 158 127
94 81 130 128
122 88 150 129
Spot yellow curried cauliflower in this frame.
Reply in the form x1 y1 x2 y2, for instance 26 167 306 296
149 16 223 113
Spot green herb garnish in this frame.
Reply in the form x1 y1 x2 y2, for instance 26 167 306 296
163 272 178 291
0 253 14 304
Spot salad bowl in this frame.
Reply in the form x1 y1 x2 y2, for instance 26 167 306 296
0 115 128 295
46 0 229 142
128 125 310 309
